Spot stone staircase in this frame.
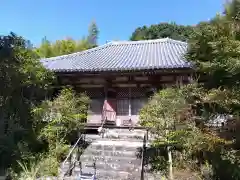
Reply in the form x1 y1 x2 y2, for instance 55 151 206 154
61 128 146 180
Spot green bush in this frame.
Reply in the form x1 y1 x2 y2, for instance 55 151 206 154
49 141 70 162
11 154 59 179
32 87 89 145
17 161 40 180
38 155 59 177
9 88 89 178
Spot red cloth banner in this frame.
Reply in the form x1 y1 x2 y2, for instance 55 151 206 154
102 99 116 121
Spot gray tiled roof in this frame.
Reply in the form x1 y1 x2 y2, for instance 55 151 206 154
41 38 191 72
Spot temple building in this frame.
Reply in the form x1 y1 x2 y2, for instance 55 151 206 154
41 38 193 128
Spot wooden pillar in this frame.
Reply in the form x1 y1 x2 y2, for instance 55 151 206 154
128 87 132 120
189 73 194 83
176 75 183 87
103 84 108 122
152 87 157 94
104 84 108 101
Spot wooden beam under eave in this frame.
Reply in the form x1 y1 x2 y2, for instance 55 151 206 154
56 79 191 88
76 84 104 88
60 76 107 83
139 84 152 88
55 68 194 77
134 76 149 81
112 84 137 88
58 73 191 82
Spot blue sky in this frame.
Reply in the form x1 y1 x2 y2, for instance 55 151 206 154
0 0 224 46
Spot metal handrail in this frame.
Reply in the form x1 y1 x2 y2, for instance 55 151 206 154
99 109 113 132
101 115 107 126
98 117 107 137
140 132 147 180
64 159 77 176
62 134 84 166
61 134 84 178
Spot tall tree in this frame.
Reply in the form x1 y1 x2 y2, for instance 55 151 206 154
35 21 99 58
35 37 93 58
75 37 91 51
35 37 54 58
130 22 194 41
51 38 77 56
225 0 240 21
87 21 99 47
140 1 240 179
0 33 54 172
185 2 240 178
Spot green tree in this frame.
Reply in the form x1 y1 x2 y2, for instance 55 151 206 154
186 1 240 114
35 37 54 58
35 21 98 58
75 37 91 51
225 0 240 21
51 38 77 56
185 2 240 178
0 32 54 173
140 85 230 178
140 1 240 179
36 37 93 58
87 20 99 47
130 22 194 41
140 87 191 179
33 87 89 146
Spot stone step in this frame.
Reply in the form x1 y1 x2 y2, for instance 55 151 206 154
91 140 143 147
85 129 146 140
105 129 146 134
37 177 81 180
59 128 147 179
103 134 144 140
80 154 140 164
89 144 143 151
83 149 141 158
80 161 141 171
85 136 144 143
89 137 144 143
97 169 141 180
104 132 145 139
78 173 96 180
85 134 102 140
72 168 140 180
